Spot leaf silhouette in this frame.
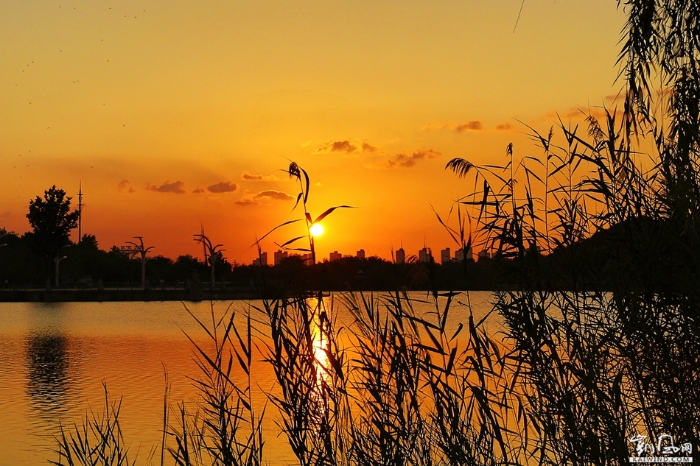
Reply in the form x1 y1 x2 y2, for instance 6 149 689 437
313 206 353 224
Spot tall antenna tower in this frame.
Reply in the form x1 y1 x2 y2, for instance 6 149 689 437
77 182 83 244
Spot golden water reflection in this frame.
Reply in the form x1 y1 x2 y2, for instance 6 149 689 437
0 293 498 466
307 295 333 386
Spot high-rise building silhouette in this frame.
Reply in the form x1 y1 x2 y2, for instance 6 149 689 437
356 249 366 259
329 251 342 262
440 248 451 264
274 250 288 265
253 252 268 266
455 246 473 262
395 248 405 264
419 247 433 263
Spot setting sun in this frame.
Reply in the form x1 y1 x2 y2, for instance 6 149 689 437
0 2 626 263
310 223 324 237
2 2 690 466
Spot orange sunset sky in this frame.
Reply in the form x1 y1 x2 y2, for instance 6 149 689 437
1 1 626 264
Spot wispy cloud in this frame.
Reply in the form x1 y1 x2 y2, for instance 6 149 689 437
422 120 483 132
379 149 441 169
207 181 238 193
454 121 482 131
148 180 186 194
118 180 136 193
233 189 290 206
495 123 512 131
362 142 378 153
314 140 358 154
544 107 622 121
605 88 671 103
312 139 381 155
254 190 294 201
192 188 206 193
241 172 279 181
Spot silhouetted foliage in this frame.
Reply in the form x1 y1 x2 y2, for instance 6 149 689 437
26 186 80 264
38 2 700 465
431 2 700 463
79 234 99 251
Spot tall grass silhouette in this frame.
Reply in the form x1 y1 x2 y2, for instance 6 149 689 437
51 385 136 466
166 303 265 466
432 1 700 460
50 2 700 465
257 162 352 266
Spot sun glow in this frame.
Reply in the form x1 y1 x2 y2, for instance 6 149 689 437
310 223 324 237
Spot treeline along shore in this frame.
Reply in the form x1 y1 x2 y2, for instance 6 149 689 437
0 215 684 302
0 288 261 302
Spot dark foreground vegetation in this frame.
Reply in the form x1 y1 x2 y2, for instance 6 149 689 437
46 1 700 465
0 218 687 298
0 230 509 295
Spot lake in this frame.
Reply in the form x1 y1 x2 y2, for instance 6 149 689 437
0 292 499 466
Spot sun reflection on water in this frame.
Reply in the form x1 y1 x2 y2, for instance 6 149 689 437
0 294 497 465
305 295 335 397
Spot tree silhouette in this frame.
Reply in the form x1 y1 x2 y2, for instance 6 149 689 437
78 234 99 251
26 186 80 265
609 0 700 302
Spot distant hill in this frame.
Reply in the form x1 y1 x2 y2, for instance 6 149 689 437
529 216 700 293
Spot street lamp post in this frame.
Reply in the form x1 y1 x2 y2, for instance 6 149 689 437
126 236 154 290
193 233 224 291
54 252 67 287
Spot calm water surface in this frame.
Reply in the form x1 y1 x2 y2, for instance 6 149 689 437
0 292 499 466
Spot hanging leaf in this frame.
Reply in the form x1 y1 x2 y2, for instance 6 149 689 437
478 179 491 222
301 166 310 204
432 205 460 245
276 236 307 248
292 192 303 211
252 219 302 246
313 205 353 224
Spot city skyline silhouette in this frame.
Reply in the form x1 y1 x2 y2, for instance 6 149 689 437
0 2 626 263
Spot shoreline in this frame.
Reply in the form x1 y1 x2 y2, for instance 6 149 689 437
0 288 263 302
0 287 606 302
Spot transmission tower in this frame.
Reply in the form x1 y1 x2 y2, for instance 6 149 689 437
78 181 83 243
